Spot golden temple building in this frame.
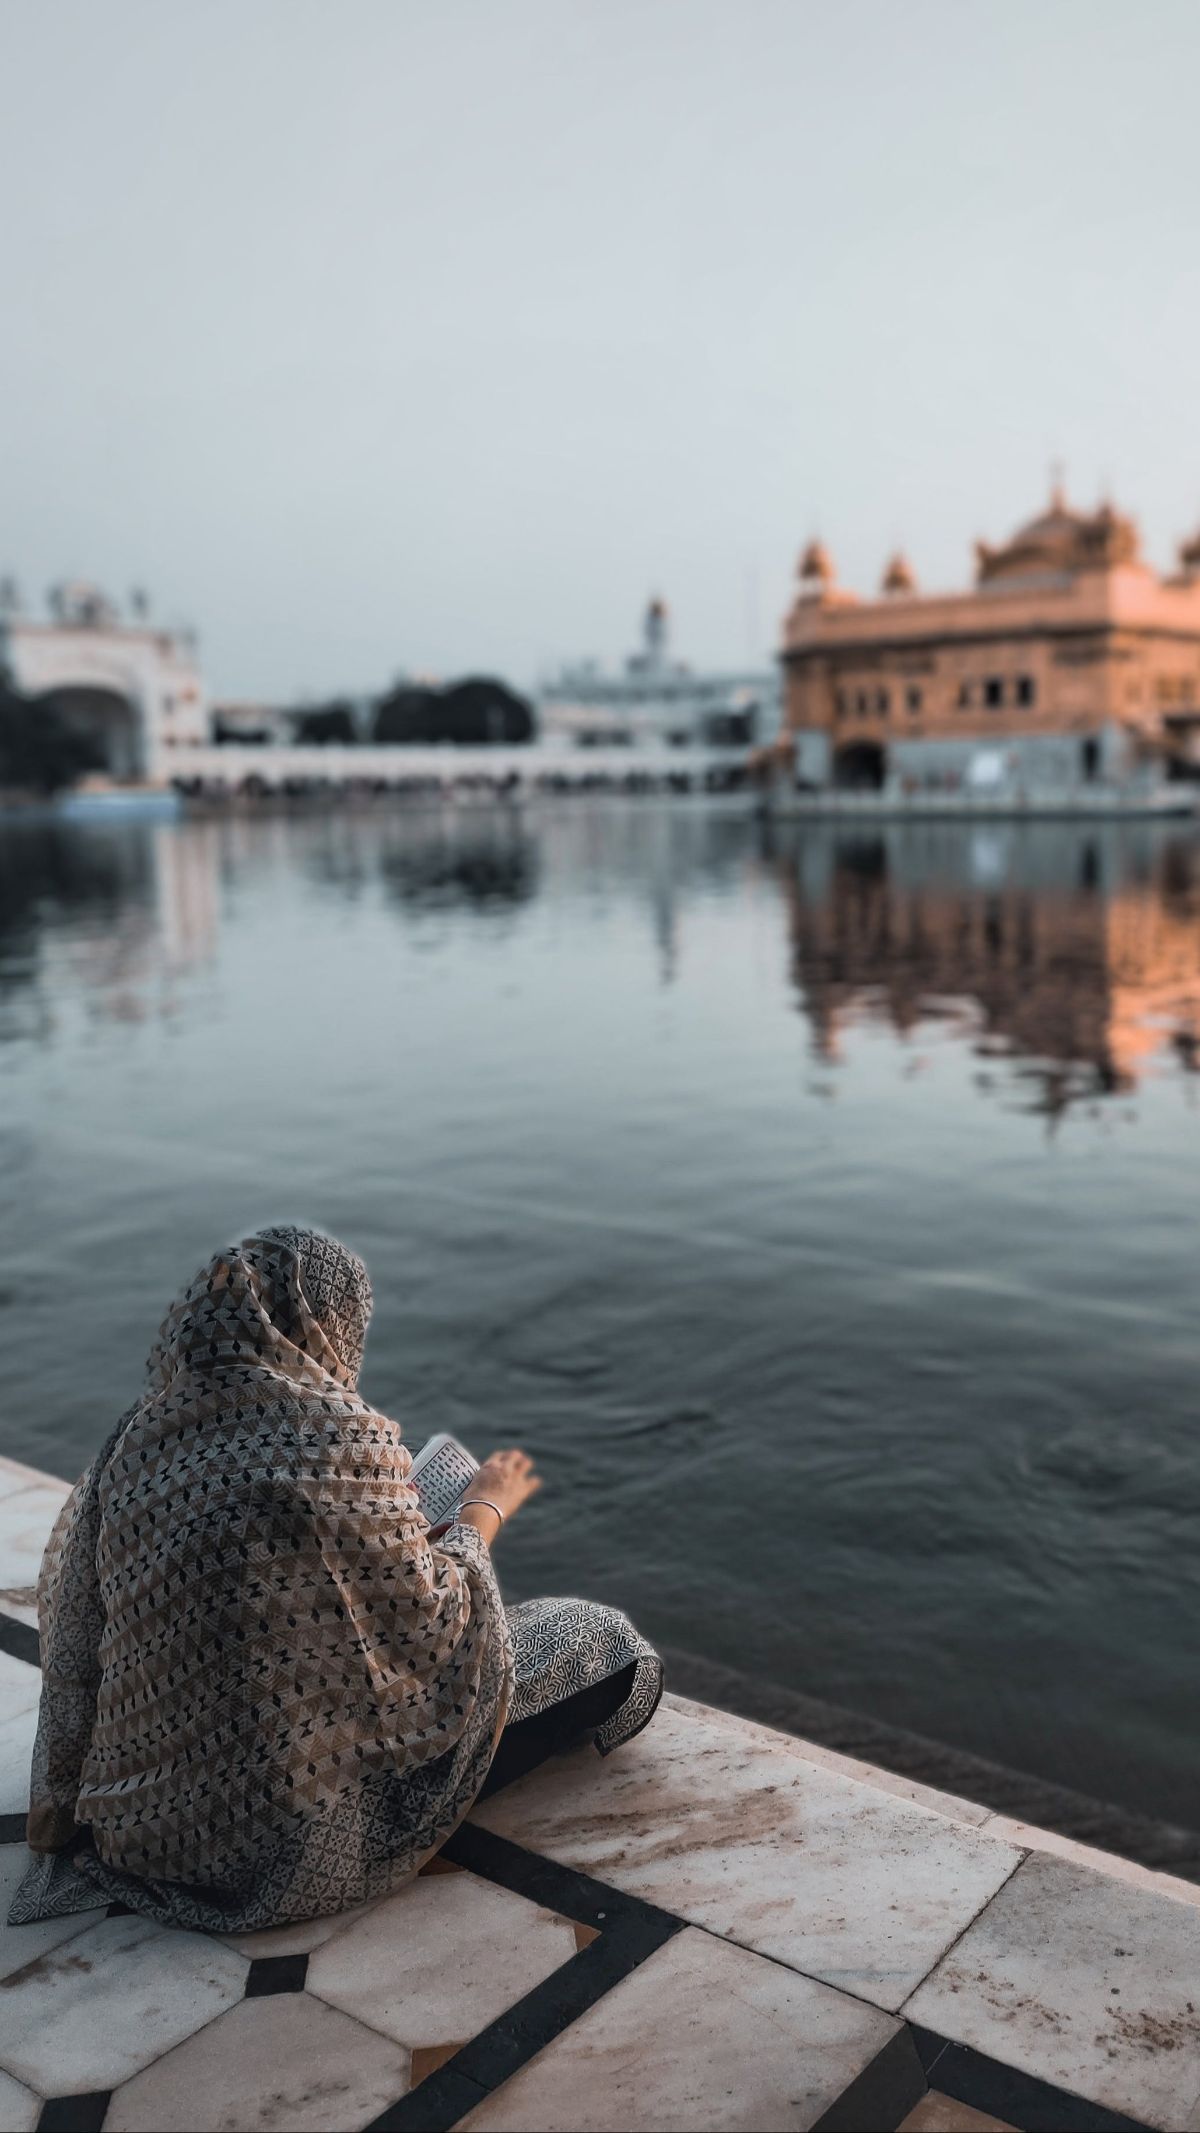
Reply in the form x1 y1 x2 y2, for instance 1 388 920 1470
779 488 1200 803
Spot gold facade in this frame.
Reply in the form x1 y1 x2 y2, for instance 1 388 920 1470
782 493 1200 780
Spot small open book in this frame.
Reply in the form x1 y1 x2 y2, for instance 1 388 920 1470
408 1431 480 1530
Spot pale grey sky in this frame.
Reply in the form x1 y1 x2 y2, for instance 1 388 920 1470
2 0 1198 698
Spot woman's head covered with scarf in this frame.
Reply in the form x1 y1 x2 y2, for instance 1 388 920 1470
145 1225 374 1399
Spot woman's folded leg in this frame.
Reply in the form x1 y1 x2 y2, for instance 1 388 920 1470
478 1595 664 1799
479 1659 639 1796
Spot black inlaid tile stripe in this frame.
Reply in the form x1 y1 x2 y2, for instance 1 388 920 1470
442 1820 674 1933
910 2025 1156 2133
812 2026 926 2133
417 1835 1165 2133
365 1915 682 2132
37 2096 113 2133
245 1952 310 1997
0 1607 1168 2133
0 1606 40 1857
364 1828 683 2132
0 1601 35 1847
0 1612 40 1668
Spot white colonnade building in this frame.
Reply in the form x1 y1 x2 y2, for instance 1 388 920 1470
0 581 208 783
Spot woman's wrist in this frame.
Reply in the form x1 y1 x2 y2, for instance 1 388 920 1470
458 1501 503 1544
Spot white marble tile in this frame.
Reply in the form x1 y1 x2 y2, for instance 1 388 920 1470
307 1867 576 2047
0 1486 69 1593
906 1851 1200 2131
0 1843 106 1985
217 1898 376 1960
0 1459 71 1507
461 1923 898 2131
0 1912 248 2094
472 1700 1020 2011
0 1656 40 1722
664 1695 993 1829
0 2068 39 2133
979 1813 1200 1911
105 1989 412 2132
0 1706 35 1816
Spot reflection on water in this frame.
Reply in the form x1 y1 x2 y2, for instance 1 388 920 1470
2 802 1200 1827
6 810 1199 1109
0 818 218 1037
777 821 1200 1116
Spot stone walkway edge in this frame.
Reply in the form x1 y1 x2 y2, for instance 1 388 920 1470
0 1451 1196 2133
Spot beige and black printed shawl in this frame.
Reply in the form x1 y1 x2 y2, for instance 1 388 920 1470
13 1227 512 1933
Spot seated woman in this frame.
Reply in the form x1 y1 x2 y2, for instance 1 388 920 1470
11 1226 661 1933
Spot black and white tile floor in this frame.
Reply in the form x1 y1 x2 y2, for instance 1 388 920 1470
0 1453 1196 2133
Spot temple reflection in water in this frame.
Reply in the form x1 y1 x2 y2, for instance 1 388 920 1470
772 821 1200 1116
3 807 1200 1121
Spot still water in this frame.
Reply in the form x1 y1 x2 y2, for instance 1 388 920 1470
2 802 1199 1826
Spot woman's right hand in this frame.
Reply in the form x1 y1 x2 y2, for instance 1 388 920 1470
468 1446 542 1527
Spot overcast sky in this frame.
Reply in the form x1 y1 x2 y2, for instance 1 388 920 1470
2 0 1198 699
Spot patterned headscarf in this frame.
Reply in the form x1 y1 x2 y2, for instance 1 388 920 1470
145 1225 374 1393
20 1228 512 1935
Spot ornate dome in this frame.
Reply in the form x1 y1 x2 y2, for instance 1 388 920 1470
881 550 916 595
975 486 1140 586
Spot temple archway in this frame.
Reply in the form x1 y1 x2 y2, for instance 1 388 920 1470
32 685 143 781
833 739 887 791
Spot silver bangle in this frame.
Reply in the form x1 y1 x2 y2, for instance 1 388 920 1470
460 1497 505 1526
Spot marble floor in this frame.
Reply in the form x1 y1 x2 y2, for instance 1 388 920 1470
0 1452 1197 2133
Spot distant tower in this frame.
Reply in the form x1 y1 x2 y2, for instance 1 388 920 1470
643 595 669 668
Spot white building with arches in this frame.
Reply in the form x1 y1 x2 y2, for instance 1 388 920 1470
1 582 209 783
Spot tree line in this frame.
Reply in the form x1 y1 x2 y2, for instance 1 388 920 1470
0 668 539 798
221 676 536 748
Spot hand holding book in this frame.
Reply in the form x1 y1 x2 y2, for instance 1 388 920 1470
409 1432 541 1540
468 1447 542 1527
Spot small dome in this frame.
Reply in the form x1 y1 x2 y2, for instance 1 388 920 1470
1179 526 1200 572
1012 502 1084 545
798 540 834 585
976 486 1139 585
998 483 1097 556
881 550 916 595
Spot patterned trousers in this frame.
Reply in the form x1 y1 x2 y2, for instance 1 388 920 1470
503 1596 663 1759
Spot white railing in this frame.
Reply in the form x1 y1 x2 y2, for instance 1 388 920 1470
162 741 754 791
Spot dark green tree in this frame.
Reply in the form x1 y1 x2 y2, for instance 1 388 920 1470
214 715 274 746
372 676 533 745
291 701 358 745
372 686 441 744
441 678 534 744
